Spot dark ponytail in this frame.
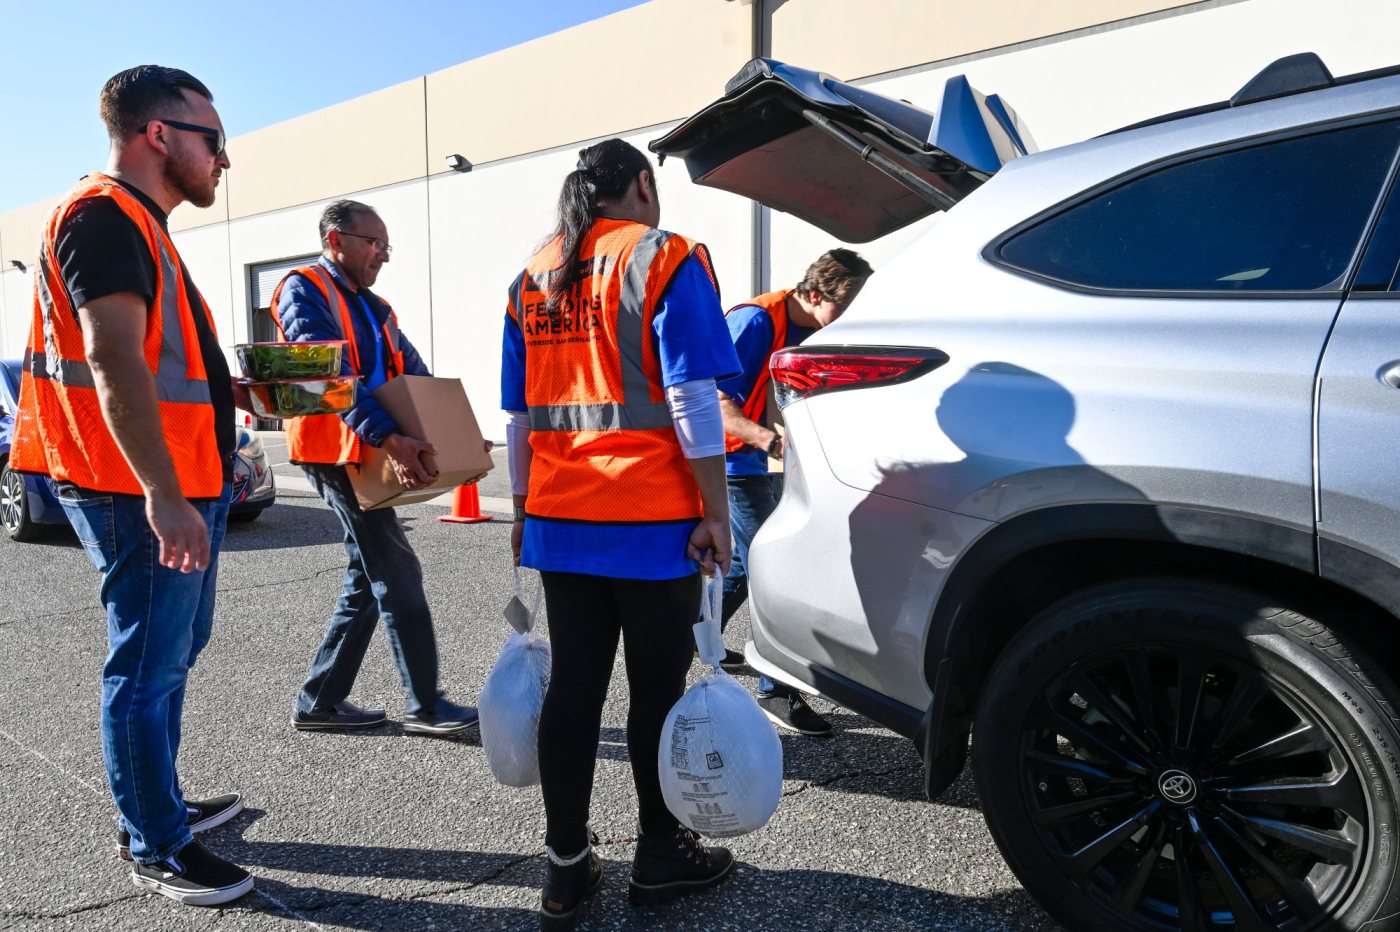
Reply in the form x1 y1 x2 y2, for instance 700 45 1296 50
547 138 653 311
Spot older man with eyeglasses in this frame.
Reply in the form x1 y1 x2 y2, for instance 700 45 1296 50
272 199 478 737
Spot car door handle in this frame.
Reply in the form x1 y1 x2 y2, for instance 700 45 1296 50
1381 362 1400 389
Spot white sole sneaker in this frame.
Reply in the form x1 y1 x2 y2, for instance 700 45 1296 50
189 795 245 833
402 718 479 736
130 869 254 906
759 705 833 737
116 794 247 861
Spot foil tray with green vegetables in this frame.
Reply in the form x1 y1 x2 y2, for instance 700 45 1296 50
243 376 358 418
236 341 345 380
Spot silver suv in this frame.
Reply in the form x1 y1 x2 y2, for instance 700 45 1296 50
654 53 1400 930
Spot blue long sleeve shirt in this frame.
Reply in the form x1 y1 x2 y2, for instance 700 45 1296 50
275 256 430 447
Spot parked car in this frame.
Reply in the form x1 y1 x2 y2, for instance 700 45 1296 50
0 359 274 541
654 54 1400 930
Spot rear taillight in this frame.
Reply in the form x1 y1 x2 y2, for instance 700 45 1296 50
770 347 946 407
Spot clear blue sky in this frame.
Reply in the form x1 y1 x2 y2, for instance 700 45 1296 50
0 0 648 213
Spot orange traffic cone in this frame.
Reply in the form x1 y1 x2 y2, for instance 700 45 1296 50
439 483 493 524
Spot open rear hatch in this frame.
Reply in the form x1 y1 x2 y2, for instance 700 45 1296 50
650 59 1035 243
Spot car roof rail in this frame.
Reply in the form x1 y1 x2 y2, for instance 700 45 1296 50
1105 52 1400 137
1230 52 1334 106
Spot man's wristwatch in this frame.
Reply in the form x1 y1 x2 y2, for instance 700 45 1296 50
766 435 783 457
513 505 527 522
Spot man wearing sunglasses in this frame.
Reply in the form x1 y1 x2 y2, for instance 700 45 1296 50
272 200 479 738
10 66 253 906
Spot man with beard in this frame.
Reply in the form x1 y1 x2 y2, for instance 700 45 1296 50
10 66 253 905
275 200 478 737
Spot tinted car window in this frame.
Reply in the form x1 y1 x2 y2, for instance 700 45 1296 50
1000 120 1400 292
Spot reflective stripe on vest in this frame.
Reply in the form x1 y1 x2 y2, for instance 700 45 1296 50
10 174 221 497
267 263 405 466
509 219 717 524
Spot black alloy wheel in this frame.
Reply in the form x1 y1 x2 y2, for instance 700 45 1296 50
0 465 39 541
973 580 1400 931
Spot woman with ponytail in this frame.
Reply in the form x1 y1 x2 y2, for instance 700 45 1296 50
501 138 741 929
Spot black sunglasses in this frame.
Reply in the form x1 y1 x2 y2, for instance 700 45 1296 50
139 118 226 157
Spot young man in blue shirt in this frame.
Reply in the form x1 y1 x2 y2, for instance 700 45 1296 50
716 249 872 736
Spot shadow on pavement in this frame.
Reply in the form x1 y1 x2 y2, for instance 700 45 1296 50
236 851 1052 931
221 498 344 552
226 815 533 883
247 876 537 931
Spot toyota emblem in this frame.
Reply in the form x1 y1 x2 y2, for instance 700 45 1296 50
1158 769 1198 805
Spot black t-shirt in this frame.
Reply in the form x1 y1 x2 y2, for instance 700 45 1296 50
53 179 235 487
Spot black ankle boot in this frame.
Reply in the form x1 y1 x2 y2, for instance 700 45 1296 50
629 826 734 906
540 847 603 931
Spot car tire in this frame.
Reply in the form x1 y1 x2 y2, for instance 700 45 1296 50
972 578 1400 931
0 464 42 542
229 508 264 524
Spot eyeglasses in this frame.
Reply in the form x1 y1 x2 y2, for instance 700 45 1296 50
334 230 393 256
138 118 226 158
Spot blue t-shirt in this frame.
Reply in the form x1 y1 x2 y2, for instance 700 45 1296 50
715 303 814 477
501 251 740 579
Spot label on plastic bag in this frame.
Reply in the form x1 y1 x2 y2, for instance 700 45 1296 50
504 565 542 634
503 596 532 635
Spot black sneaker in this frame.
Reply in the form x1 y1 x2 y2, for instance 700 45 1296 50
629 826 734 907
403 697 479 736
291 700 387 732
540 848 604 931
116 792 245 861
719 649 747 671
757 692 833 737
130 840 254 907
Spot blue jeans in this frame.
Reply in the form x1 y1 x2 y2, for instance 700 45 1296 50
298 464 440 715
57 481 231 864
722 473 783 695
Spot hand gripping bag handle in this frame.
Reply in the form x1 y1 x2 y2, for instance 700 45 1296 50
692 567 727 669
505 563 543 635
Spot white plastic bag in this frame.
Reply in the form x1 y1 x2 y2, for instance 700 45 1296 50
658 570 783 837
479 566 551 788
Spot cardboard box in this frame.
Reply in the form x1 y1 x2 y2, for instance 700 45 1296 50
348 375 494 511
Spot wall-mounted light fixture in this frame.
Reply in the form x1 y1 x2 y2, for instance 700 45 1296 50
445 154 473 174
8 259 26 273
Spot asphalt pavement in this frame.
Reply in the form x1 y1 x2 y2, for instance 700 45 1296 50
0 440 1056 931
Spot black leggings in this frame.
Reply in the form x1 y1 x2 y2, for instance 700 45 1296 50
537 570 701 856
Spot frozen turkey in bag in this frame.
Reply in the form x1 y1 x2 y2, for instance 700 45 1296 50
659 570 782 837
479 566 551 788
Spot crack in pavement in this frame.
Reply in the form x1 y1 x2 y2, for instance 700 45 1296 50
217 564 345 594
781 762 922 798
267 849 546 916
2 891 145 920
4 604 100 624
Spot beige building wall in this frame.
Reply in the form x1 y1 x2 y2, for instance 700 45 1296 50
0 196 60 275
426 0 752 173
767 0 1204 80
216 78 429 225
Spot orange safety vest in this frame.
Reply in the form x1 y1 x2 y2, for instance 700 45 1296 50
507 218 719 524
723 290 790 454
267 264 405 465
10 174 224 497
